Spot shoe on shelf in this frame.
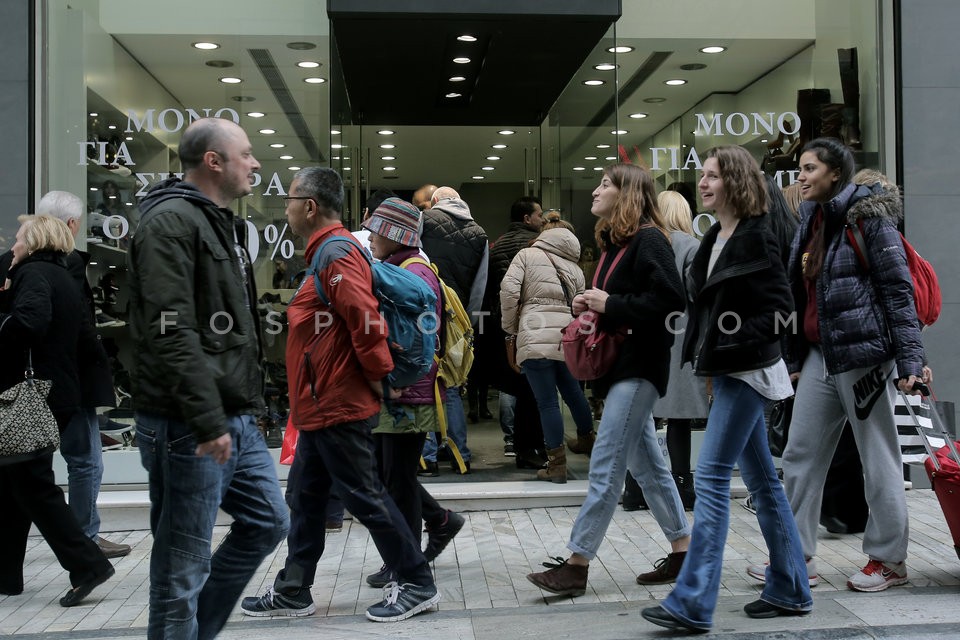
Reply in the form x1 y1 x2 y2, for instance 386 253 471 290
743 599 810 619
96 536 131 559
366 564 397 588
365 581 440 622
847 559 908 592
101 433 124 451
640 605 708 634
59 565 115 607
636 551 686 585
526 557 588 596
424 510 465 562
417 461 439 477
240 587 316 617
503 442 516 457
746 557 819 587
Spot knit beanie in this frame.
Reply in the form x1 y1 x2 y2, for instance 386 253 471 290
362 197 422 247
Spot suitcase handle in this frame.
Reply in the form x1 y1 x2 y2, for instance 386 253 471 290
896 381 960 470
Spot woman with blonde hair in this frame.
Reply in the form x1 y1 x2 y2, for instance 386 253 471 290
526 163 691 594
0 215 114 606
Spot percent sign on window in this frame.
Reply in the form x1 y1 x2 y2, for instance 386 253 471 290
244 221 295 262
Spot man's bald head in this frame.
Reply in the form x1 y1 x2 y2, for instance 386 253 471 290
178 118 243 172
431 186 460 205
412 184 438 210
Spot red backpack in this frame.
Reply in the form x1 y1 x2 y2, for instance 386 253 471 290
846 221 941 327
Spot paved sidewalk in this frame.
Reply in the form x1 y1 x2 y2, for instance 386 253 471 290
2 489 959 638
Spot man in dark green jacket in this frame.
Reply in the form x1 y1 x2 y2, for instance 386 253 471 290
126 117 288 639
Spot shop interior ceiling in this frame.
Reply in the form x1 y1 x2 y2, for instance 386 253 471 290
100 2 813 193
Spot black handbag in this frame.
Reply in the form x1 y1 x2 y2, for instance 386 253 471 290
767 396 793 458
0 350 60 465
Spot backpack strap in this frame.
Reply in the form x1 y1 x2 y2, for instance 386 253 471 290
845 220 871 272
308 235 371 307
592 245 628 289
540 249 573 307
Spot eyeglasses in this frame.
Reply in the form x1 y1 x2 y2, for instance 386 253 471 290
282 196 314 204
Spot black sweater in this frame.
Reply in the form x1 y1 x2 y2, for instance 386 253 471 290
593 226 684 398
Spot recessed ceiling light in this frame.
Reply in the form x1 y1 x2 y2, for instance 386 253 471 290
280 155 293 160
594 63 617 71
331 156 340 160
377 130 394 135
330 129 341 136
472 176 484 180
381 156 395 160
596 144 611 149
90 187 98 191
605 156 617 161
193 42 219 50
585 156 597 160
89 112 98 117
304 77 326 84
231 95 255 102
573 167 586 171
611 129 628 135
643 97 666 103
108 125 117 130
629 112 648 119
247 111 266 118
665 79 687 86
287 42 316 50
380 144 395 149
492 144 507 149
270 143 285 148
331 144 345 149
457 35 477 42
482 166 495 171
498 130 515 135
297 61 320 68
125 136 133 141
205 60 234 68
219 77 242 84
343 166 351 171
288 166 301 171
445 92 462 98
680 63 707 71
486 156 501 160
453 57 471 64
259 128 276 134
607 45 634 54
700 45 726 54
582 80 605 86
594 167 604 171
449 76 466 82
383 166 396 171
761 139 769 143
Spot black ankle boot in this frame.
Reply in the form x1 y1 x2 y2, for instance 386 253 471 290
622 470 647 511
673 473 696 511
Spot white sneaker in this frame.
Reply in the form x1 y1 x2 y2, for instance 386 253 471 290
746 557 819 587
847 559 908 592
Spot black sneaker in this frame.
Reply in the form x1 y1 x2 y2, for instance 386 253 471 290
365 582 441 622
424 510 465 562
366 564 396 588
240 587 316 617
417 461 439 477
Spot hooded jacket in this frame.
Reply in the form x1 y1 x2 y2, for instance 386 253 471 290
126 178 264 443
500 228 585 365
784 182 924 377
419 198 488 319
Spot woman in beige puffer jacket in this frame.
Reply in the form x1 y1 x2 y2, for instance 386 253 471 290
500 223 596 482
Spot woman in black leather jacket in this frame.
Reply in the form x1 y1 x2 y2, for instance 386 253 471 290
644 146 811 633
0 215 114 607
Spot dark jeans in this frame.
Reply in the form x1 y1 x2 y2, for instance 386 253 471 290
375 431 428 539
278 416 433 591
0 449 112 594
136 413 289 640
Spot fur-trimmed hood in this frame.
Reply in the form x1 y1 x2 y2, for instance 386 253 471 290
846 182 903 225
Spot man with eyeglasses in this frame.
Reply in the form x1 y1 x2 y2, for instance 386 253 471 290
127 117 289 639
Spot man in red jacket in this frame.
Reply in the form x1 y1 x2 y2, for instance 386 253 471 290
241 167 440 623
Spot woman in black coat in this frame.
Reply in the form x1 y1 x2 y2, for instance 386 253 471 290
0 215 114 606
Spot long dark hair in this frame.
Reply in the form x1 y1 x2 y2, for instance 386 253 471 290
801 138 855 280
764 175 799 273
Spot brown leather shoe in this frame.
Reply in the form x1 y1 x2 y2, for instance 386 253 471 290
96 536 131 559
565 432 596 456
526 557 588 596
636 551 686 585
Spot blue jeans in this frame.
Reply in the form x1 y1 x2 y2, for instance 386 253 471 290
136 413 289 640
521 358 594 450
60 407 103 539
499 391 515 441
568 379 689 559
421 386 471 462
663 376 811 630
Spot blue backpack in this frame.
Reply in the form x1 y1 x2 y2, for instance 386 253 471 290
308 236 438 388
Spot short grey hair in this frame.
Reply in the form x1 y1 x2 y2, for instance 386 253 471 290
36 190 84 223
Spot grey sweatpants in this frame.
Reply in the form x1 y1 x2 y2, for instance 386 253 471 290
782 347 909 564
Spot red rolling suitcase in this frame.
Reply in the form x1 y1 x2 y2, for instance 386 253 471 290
899 384 960 560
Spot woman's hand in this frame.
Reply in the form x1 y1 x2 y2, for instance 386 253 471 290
572 294 588 315
898 374 923 395
581 288 610 313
